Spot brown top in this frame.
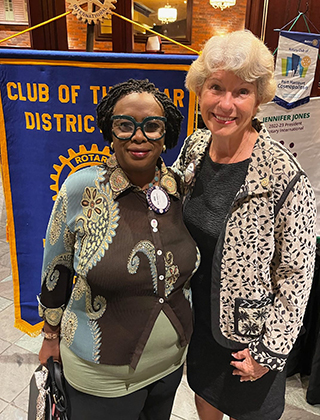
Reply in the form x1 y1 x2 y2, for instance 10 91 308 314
39 155 200 368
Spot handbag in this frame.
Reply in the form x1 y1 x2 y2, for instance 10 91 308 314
28 356 68 420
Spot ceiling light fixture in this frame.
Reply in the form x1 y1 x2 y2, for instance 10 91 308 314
158 4 177 24
209 0 236 10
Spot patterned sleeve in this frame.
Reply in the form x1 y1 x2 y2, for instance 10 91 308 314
38 181 75 326
249 174 317 371
171 134 193 179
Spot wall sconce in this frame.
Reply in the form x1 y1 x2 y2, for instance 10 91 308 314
209 0 236 10
158 4 178 24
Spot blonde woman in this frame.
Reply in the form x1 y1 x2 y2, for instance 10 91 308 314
172 30 316 420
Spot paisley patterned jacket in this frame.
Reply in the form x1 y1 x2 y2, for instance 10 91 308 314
171 124 317 371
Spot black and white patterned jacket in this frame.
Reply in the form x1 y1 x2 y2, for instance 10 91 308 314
172 124 317 371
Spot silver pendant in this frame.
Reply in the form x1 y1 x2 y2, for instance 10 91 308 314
146 186 170 214
185 161 196 185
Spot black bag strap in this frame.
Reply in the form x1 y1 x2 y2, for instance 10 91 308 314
47 357 68 420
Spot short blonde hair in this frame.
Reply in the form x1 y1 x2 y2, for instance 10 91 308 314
186 30 276 104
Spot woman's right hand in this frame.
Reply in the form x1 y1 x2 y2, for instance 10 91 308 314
230 348 269 382
39 322 61 365
39 337 61 365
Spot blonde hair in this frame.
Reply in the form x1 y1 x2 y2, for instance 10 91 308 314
186 30 276 104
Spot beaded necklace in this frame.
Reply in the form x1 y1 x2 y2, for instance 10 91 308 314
144 165 160 190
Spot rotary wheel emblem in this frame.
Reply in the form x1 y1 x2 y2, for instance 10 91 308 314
67 0 117 24
50 144 111 200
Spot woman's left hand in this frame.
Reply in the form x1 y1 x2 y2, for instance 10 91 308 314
230 348 269 382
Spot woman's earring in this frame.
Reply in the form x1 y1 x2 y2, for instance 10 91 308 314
110 142 114 150
162 145 166 152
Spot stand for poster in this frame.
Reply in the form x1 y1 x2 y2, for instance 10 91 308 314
273 1 320 57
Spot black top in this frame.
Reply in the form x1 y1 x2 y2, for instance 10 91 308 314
184 150 249 330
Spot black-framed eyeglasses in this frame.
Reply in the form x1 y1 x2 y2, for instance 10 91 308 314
111 115 167 141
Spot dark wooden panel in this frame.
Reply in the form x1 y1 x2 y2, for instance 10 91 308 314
246 0 320 96
245 0 264 39
27 0 68 50
111 0 133 52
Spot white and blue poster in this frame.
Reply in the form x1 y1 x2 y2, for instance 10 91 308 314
274 31 320 109
257 97 320 234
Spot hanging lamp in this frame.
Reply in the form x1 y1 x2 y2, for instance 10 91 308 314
209 0 236 10
158 4 178 24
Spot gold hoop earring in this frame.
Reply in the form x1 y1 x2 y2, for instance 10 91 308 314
162 145 166 152
110 142 114 150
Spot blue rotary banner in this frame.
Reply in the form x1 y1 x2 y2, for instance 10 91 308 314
274 31 320 109
0 50 197 335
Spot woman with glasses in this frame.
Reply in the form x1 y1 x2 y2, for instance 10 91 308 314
38 79 200 420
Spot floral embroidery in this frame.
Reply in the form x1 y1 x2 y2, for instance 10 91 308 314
81 187 104 222
234 295 273 337
253 307 269 322
43 253 74 291
63 225 75 252
49 184 67 246
89 319 103 363
76 181 120 276
61 310 78 347
164 251 180 297
127 240 158 294
61 275 106 356
49 270 59 290
160 174 177 195
74 276 107 320
38 305 64 326
50 212 63 246
97 165 107 181
106 153 117 168
240 320 261 336
109 168 130 193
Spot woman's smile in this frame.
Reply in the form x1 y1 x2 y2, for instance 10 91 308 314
127 148 151 159
213 113 237 124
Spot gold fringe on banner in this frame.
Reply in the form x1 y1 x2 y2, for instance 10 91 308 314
0 93 44 336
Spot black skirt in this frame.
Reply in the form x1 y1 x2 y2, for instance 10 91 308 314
187 329 286 420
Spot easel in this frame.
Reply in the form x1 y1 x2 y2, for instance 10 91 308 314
273 0 320 56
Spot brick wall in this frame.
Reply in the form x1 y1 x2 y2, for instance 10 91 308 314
66 13 92 51
68 0 247 54
189 0 247 52
0 0 247 52
0 27 30 47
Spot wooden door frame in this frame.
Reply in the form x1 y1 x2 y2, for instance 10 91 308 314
26 0 68 50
